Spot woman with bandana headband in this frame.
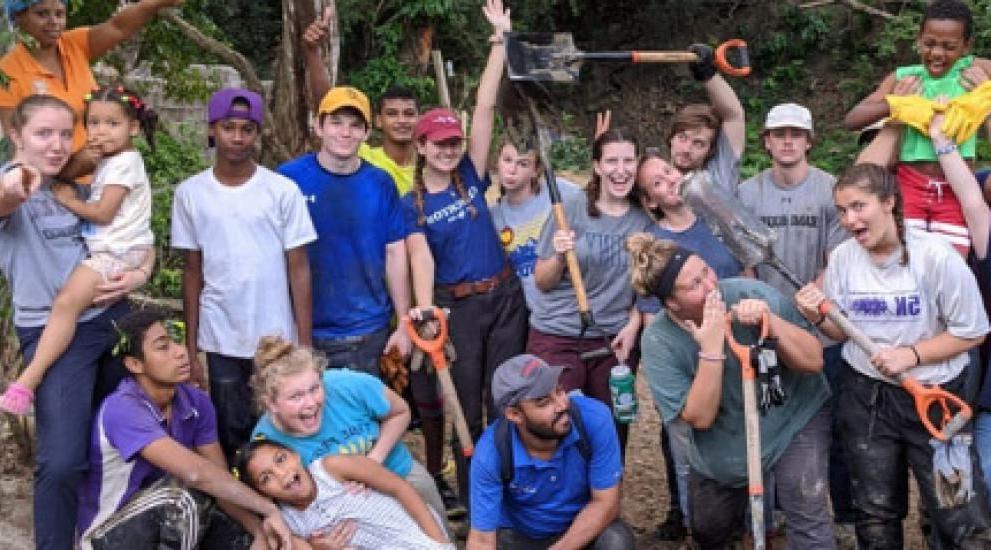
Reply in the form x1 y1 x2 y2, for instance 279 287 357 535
0 0 181 178
628 232 833 549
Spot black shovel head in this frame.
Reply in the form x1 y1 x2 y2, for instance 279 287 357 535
505 32 580 83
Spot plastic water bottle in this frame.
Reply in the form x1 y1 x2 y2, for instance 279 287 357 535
609 364 638 423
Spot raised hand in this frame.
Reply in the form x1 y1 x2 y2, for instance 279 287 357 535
685 288 726 354
303 7 333 51
482 0 511 37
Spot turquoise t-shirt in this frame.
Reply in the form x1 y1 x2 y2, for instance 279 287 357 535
640 278 830 487
252 369 414 477
896 55 976 161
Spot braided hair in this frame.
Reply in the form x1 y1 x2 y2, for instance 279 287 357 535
587 128 639 218
85 84 159 152
835 163 909 265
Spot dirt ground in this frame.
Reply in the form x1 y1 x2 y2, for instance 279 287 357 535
0 374 929 549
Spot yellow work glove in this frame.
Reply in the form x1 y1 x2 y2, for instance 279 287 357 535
941 81 991 144
886 95 940 136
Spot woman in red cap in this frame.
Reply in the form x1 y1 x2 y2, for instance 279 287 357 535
400 0 527 511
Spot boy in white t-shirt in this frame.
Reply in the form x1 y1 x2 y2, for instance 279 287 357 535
171 88 317 462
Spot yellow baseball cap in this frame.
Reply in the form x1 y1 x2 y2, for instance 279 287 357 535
318 86 371 126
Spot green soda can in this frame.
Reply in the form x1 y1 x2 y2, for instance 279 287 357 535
609 364 638 423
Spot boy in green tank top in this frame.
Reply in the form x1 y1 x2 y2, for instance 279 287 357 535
845 0 991 256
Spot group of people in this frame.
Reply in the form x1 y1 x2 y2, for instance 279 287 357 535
3 0 991 548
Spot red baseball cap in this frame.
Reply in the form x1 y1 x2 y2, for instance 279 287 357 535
414 108 463 142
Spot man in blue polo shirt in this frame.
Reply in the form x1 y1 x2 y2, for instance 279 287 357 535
467 354 634 549
278 85 412 376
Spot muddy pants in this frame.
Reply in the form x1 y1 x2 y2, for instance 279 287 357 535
84 478 252 550
689 405 834 550
836 366 991 549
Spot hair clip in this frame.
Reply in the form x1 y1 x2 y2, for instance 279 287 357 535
111 320 130 357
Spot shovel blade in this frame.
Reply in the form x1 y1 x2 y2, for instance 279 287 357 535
505 32 580 83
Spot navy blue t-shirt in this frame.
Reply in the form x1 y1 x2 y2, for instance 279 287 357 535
402 156 506 284
278 154 407 339
973 231 991 409
638 219 744 314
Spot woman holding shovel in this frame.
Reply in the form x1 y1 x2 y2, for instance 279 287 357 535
630 231 833 549
401 0 527 508
528 128 653 452
795 160 991 549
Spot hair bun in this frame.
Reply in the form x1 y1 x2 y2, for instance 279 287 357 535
254 335 294 369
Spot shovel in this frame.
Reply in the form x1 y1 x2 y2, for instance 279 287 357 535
505 32 750 83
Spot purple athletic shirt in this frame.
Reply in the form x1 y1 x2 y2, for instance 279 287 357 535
77 377 218 538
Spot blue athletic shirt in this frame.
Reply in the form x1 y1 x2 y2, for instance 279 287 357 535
401 155 506 284
278 154 407 339
469 395 623 539
252 369 414 476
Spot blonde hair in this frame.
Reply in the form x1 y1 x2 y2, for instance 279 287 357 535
627 232 683 297
250 335 326 411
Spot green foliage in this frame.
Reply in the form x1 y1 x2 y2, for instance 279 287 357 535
136 126 210 299
549 113 591 172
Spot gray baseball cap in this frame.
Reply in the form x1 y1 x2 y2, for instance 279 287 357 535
492 354 565 413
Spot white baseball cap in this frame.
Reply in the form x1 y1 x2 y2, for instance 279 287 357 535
764 103 813 135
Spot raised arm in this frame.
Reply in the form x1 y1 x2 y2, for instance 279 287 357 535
931 113 991 259
704 74 745 159
301 8 335 107
88 0 183 60
322 455 448 543
468 0 511 178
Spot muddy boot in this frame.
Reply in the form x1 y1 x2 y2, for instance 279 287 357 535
655 507 688 541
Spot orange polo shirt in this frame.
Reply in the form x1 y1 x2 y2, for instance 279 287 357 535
0 27 96 152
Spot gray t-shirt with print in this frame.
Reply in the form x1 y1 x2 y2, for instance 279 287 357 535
531 191 653 336
705 130 741 194
739 166 846 296
0 178 103 327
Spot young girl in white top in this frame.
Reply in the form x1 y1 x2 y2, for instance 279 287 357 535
0 85 156 415
237 439 453 550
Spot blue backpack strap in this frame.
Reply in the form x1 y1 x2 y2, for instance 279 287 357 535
496 398 592 488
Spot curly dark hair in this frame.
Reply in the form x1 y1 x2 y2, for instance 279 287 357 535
921 0 973 41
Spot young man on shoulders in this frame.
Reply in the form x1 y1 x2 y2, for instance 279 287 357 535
667 44 746 191
172 88 317 463
278 86 413 375
468 354 634 550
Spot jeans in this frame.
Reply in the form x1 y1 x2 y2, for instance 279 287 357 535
977 412 991 508
204 353 258 464
314 325 391 378
16 300 129 550
836 365 991 549
689 405 834 550
495 519 635 549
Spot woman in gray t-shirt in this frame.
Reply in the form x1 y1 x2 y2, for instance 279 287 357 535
0 95 149 548
528 129 652 450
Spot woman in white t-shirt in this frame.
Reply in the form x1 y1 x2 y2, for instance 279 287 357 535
795 162 991 548
1 85 156 415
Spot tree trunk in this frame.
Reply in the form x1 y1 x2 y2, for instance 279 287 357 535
268 0 340 165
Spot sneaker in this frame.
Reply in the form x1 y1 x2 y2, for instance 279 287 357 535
655 508 687 541
433 474 467 519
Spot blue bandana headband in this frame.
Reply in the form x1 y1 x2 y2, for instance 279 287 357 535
5 0 68 29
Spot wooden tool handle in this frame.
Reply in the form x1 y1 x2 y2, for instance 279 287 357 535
437 368 474 457
551 203 590 315
631 51 699 63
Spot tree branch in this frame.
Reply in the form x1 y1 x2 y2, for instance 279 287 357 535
798 0 894 19
158 10 293 162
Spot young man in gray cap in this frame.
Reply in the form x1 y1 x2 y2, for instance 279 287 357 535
467 354 633 549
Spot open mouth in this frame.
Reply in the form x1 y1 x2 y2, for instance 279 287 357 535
851 227 869 243
298 410 319 430
283 472 302 492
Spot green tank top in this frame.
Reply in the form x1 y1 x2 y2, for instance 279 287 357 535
895 55 975 161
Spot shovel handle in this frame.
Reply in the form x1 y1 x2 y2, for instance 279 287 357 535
723 310 770 382
714 39 751 77
403 307 449 363
631 51 698 63
551 203 590 316
818 301 972 441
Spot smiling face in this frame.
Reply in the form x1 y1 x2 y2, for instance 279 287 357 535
124 322 191 385
15 0 66 49
507 385 572 441
316 109 370 161
416 136 464 175
85 100 138 158
834 183 898 254
11 104 73 176
637 156 684 211
376 98 418 145
917 18 971 78
496 142 539 194
245 443 316 507
264 369 325 437
763 127 811 168
593 140 637 202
